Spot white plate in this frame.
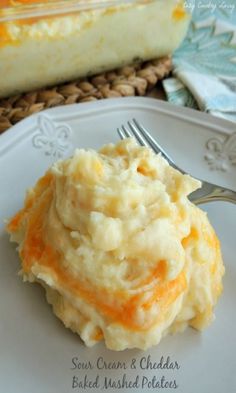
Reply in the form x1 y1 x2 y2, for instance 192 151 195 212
0 97 235 393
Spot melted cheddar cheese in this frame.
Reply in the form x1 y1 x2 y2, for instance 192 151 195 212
7 138 224 350
0 1 191 98
0 0 188 48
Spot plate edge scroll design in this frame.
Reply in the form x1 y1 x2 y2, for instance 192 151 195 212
32 114 72 159
204 132 236 172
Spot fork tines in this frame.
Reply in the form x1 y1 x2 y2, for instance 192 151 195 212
117 118 175 169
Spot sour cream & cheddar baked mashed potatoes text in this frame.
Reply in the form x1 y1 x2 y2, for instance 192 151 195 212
7 138 224 350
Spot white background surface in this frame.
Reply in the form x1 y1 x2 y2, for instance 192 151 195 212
0 97 235 393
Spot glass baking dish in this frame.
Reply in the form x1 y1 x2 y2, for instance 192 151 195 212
0 0 190 98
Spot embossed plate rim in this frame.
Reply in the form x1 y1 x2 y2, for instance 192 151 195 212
0 97 236 155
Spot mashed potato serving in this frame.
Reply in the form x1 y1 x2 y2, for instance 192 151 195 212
7 138 224 350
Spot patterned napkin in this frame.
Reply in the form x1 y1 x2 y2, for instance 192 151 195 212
163 0 236 122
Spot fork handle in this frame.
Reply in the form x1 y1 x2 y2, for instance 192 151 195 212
190 182 236 205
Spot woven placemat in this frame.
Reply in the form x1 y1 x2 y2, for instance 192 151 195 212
0 56 171 134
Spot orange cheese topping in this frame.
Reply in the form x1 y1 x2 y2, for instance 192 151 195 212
172 3 187 21
8 171 187 332
0 23 11 47
0 0 74 47
92 328 104 342
0 1 189 49
1 0 52 5
7 172 53 232
181 227 199 248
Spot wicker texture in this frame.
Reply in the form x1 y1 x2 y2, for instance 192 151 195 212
0 56 171 134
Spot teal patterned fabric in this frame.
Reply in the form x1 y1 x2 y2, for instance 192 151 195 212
163 0 236 122
191 0 236 23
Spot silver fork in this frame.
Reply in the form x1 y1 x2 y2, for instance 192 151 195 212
117 119 236 205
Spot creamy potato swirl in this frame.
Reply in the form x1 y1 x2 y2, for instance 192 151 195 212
7 139 224 350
